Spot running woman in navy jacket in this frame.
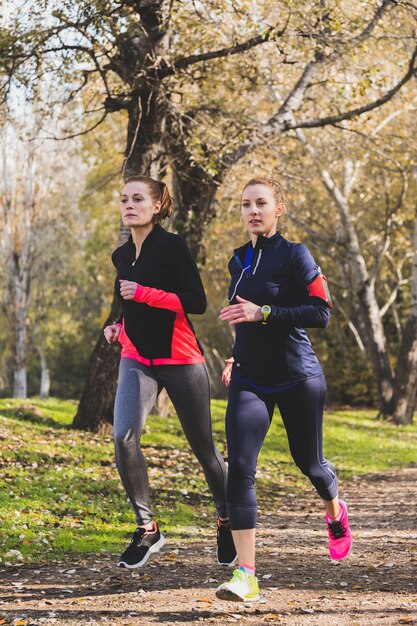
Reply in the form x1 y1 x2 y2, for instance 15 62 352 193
104 175 236 569
215 177 352 603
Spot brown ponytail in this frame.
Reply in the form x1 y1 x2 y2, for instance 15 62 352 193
125 175 173 222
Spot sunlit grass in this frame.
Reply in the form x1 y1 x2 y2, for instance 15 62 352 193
1 397 415 564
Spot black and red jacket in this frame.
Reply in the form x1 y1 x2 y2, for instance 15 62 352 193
112 224 205 366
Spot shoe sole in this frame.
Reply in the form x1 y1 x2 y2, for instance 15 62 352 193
118 534 165 568
217 555 238 567
216 587 260 602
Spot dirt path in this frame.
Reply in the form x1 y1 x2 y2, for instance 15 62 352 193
1 468 416 626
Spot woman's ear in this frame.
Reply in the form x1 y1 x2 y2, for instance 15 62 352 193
154 201 162 214
276 202 285 218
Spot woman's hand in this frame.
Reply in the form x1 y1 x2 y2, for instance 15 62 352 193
104 324 121 344
219 296 263 326
222 357 234 387
119 279 138 300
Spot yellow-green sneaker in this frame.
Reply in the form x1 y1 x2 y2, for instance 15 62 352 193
215 568 260 602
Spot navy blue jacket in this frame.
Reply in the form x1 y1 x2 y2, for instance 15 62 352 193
228 232 330 388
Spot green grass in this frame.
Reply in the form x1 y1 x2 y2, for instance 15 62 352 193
0 397 416 565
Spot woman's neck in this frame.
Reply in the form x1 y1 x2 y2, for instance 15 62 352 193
131 223 155 257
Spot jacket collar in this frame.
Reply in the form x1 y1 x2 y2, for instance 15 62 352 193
127 223 163 250
233 231 281 257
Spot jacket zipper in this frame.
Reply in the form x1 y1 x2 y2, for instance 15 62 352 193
252 249 262 274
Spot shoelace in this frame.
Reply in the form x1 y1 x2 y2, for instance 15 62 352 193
328 519 346 539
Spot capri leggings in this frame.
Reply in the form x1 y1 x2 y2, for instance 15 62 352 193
113 357 228 525
226 374 338 530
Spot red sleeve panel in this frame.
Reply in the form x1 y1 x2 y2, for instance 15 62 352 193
133 284 183 313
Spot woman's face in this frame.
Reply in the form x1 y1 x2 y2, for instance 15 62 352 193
241 184 283 239
120 181 161 228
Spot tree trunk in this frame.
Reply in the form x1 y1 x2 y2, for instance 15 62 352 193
73 2 171 431
171 161 219 263
391 199 417 424
356 282 395 415
391 315 417 424
73 105 168 431
13 367 27 399
168 113 223 263
72 296 122 430
38 347 50 400
319 166 395 415
12 275 28 399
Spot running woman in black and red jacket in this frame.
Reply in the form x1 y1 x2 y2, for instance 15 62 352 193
215 177 352 603
104 175 236 569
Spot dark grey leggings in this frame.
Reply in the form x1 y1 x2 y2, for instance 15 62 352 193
113 358 228 525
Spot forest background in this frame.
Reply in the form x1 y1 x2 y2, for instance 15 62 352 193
1 0 417 429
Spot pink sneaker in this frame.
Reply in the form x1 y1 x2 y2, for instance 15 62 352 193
326 499 352 560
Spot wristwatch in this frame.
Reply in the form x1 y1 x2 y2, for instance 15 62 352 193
261 305 271 325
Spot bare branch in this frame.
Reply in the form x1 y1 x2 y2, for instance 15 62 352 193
221 2 411 168
332 295 366 352
44 110 108 141
380 251 410 317
289 45 417 131
159 19 290 78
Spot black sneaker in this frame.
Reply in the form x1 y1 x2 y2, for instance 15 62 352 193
217 519 237 566
118 522 165 568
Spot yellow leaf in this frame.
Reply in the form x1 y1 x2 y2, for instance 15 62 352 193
265 614 279 619
197 598 212 603
352 585 362 589
288 583 296 588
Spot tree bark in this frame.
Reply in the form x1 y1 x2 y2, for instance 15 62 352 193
319 164 395 414
170 146 220 262
37 347 50 400
391 200 417 424
391 315 417 424
72 296 122 430
13 367 27 399
72 1 171 431
12 280 28 399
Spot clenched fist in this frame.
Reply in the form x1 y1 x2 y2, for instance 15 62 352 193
119 279 138 300
104 324 121 344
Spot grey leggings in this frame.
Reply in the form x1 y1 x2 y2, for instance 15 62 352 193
113 358 228 525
